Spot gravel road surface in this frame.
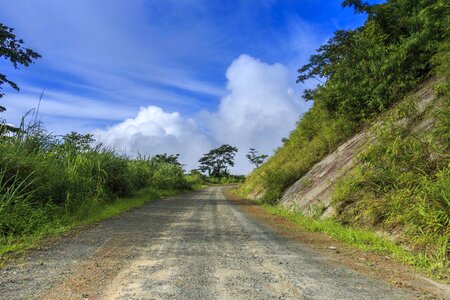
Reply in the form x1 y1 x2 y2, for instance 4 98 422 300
0 186 414 299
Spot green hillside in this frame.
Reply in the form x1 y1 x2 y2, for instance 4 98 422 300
239 0 449 277
240 0 449 202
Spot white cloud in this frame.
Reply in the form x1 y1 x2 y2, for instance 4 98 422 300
2 88 138 133
94 55 305 174
203 55 304 173
94 106 212 170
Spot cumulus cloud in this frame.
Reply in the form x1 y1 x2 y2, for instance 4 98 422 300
203 54 303 173
94 106 211 170
95 55 304 174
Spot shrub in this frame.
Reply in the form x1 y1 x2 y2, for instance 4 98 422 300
0 126 191 241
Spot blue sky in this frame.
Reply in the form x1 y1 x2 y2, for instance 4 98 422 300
0 0 376 172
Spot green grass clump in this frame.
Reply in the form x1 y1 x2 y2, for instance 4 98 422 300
0 127 193 262
332 92 450 277
260 204 448 280
238 106 358 202
206 175 246 185
185 170 245 187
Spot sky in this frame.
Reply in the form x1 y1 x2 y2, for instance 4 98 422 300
0 0 375 173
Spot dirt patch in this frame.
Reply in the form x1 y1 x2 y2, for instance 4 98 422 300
41 236 135 300
224 186 450 300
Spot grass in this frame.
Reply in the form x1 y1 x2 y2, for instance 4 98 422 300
240 86 450 281
0 125 202 267
0 187 184 267
238 4 450 281
257 203 449 281
330 90 450 277
238 107 358 202
239 78 449 281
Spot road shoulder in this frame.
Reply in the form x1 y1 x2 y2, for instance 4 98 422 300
223 186 450 300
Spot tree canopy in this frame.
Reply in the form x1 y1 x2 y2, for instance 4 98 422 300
62 131 95 152
298 0 449 122
198 144 238 177
152 153 182 166
0 22 41 112
246 148 268 169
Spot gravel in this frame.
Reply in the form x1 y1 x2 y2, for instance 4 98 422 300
0 186 414 299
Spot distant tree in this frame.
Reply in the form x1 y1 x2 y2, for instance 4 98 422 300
62 131 95 152
0 123 19 137
189 169 203 176
246 148 268 168
153 153 182 166
198 144 238 177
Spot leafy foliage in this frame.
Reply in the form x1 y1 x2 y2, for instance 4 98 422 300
62 131 95 152
246 148 268 169
0 23 41 112
0 125 191 240
332 93 450 278
242 0 450 202
240 0 449 274
152 153 182 167
198 144 238 177
298 0 449 122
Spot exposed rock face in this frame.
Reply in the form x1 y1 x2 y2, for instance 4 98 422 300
279 79 437 218
279 129 369 218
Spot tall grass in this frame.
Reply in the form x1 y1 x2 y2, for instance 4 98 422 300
258 203 448 280
238 106 358 202
332 90 450 277
0 125 192 258
239 36 450 278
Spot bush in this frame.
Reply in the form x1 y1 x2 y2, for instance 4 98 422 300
332 94 450 275
0 127 190 240
206 175 246 184
241 0 450 203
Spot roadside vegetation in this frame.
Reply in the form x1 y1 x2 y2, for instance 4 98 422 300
0 23 245 261
331 89 449 278
0 125 197 262
258 204 447 280
193 144 246 184
241 0 449 202
240 0 449 278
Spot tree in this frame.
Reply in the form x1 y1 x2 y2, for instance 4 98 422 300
198 144 238 177
0 123 19 137
153 153 182 166
246 148 268 168
297 0 449 122
62 131 95 152
1 23 41 112
341 0 372 14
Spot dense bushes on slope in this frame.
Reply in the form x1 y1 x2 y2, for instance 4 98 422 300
240 0 450 203
331 47 450 274
333 91 449 275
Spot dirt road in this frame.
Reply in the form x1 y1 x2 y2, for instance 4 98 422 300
1 186 416 299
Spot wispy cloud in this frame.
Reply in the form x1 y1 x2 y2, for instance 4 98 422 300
95 55 306 173
0 0 366 172
2 88 137 126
